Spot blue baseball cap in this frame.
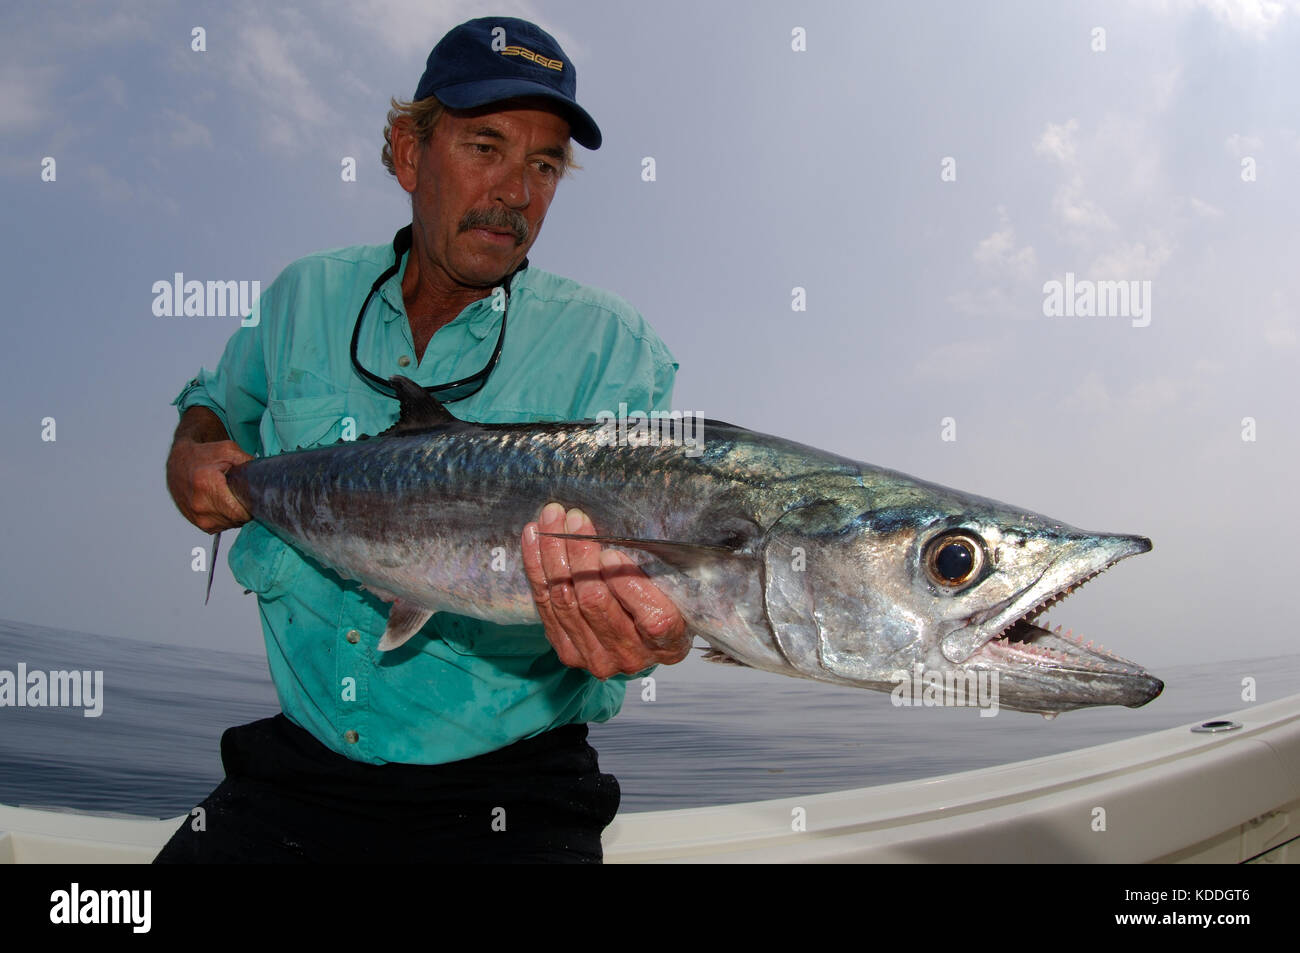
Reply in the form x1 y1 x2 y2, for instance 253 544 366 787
414 17 602 150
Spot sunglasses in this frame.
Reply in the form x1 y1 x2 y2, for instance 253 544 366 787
350 224 524 403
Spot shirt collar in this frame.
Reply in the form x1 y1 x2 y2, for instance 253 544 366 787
376 249 528 337
465 299 503 340
376 247 411 322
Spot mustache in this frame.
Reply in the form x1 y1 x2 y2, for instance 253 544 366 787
458 207 529 245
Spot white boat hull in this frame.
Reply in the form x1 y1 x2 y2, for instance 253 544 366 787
4 694 1298 863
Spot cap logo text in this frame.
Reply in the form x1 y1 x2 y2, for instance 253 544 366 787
500 45 563 71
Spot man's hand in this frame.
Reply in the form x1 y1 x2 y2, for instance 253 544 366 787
166 407 254 533
521 503 691 679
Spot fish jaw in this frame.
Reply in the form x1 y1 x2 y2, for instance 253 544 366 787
962 622 1164 713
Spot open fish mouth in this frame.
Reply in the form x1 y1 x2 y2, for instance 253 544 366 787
973 562 1150 675
943 534 1163 711
975 617 1153 679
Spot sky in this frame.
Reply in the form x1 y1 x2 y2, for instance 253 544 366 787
1 0 1297 678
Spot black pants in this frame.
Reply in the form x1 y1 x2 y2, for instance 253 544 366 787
153 715 620 863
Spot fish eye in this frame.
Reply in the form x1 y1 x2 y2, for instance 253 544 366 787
924 532 985 588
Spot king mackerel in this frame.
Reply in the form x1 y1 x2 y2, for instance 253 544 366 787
219 376 1164 717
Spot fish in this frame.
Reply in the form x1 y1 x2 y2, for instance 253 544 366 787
221 375 1163 716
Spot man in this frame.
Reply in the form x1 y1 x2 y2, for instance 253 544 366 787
158 17 689 863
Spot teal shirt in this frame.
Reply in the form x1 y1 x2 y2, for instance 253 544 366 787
173 237 678 764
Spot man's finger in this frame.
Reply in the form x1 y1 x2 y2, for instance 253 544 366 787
175 439 255 530
521 520 584 669
598 549 691 661
563 508 650 675
193 466 251 527
535 504 620 678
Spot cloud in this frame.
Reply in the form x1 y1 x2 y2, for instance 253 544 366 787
1264 322 1297 349
0 64 54 128
1035 119 1116 233
229 20 332 150
1062 370 1113 415
1125 375 1184 411
977 222 1034 280
972 209 1038 279
1192 0 1295 37
1031 113 1191 292
216 2 583 156
1144 0 1300 38
948 209 1039 318
1088 238 1174 277
1064 367 1209 418
1148 66 1183 112
162 108 213 149
911 337 1004 379
83 162 134 203
1224 132 1264 157
335 0 583 60
1053 175 1115 231
1034 118 1079 165
102 74 127 109
1263 291 1298 349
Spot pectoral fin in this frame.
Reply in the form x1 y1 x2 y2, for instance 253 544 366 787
700 647 749 667
377 599 435 652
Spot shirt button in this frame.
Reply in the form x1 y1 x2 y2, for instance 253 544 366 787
397 355 411 367
344 730 359 744
346 629 360 644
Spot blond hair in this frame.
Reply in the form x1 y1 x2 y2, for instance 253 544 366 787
382 95 579 177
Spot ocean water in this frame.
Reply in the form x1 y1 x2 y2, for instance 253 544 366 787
1 616 1297 818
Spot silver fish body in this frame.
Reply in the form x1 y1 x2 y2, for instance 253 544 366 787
225 378 1163 715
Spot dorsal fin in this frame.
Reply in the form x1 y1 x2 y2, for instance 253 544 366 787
387 375 459 432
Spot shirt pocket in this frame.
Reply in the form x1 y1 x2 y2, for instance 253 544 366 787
227 521 304 602
264 394 349 452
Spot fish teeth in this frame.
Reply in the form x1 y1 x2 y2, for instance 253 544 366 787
991 558 1121 642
